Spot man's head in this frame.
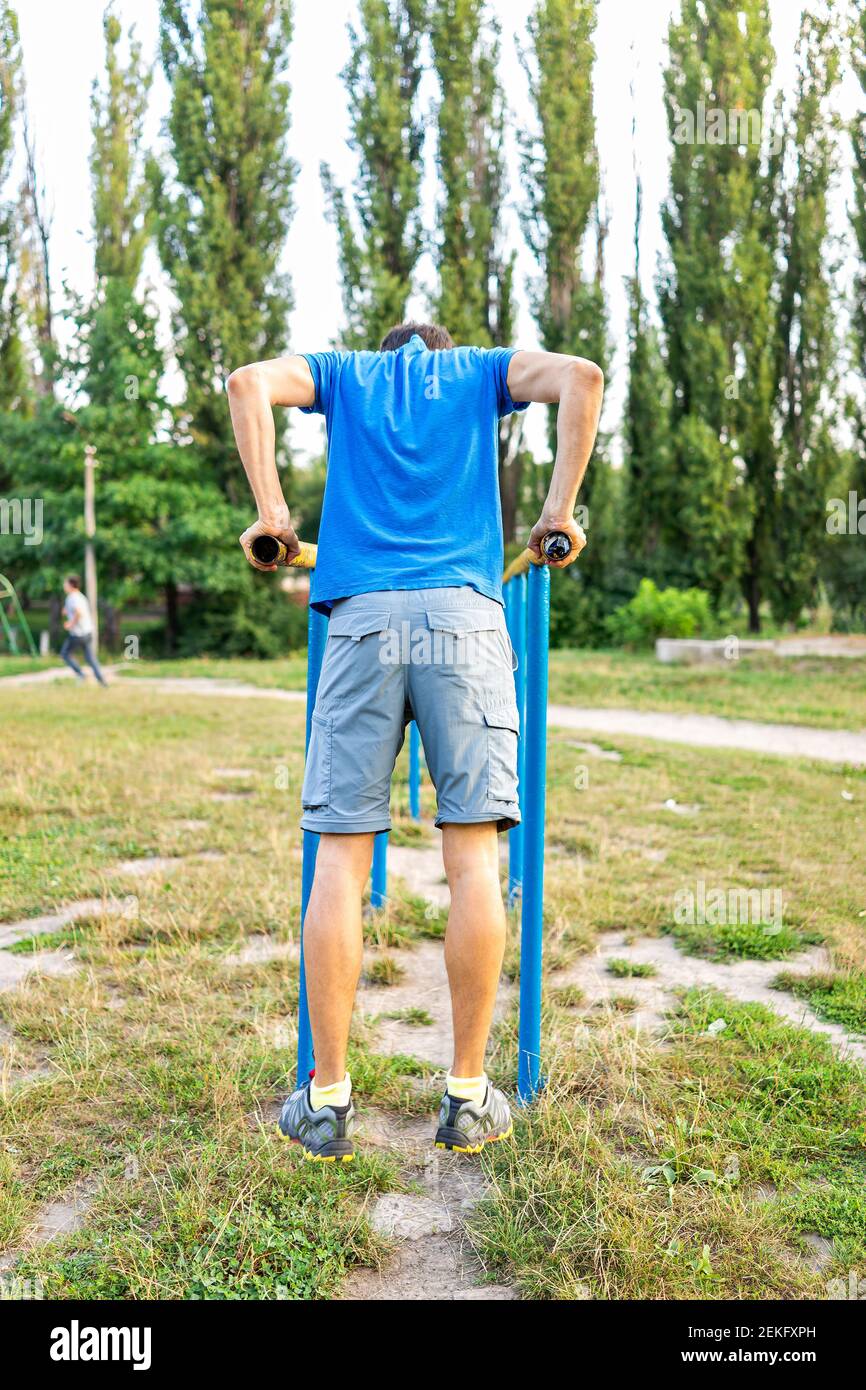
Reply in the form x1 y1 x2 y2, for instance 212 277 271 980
64 574 81 595
379 321 454 352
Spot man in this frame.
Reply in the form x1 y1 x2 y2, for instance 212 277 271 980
227 322 603 1161
60 575 108 687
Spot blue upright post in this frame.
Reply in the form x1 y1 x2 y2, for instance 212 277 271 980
297 603 328 1084
408 721 421 820
508 572 528 905
371 830 388 907
518 563 550 1104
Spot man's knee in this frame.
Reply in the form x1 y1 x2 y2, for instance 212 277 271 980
313 831 376 888
442 822 500 884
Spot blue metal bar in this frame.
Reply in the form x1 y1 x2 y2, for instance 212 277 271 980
408 720 421 820
297 604 328 1084
507 572 528 905
370 829 388 907
518 563 550 1104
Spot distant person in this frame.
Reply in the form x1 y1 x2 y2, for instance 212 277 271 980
60 576 107 687
228 322 602 1162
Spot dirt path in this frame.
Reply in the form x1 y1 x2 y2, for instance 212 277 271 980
555 930 866 1064
5 669 865 764
547 705 866 766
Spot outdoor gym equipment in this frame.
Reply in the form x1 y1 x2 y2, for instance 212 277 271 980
0 574 38 657
254 530 567 1103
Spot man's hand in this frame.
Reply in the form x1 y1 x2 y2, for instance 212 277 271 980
239 512 301 572
527 514 586 568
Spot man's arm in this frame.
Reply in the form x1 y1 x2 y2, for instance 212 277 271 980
226 355 316 570
506 351 604 566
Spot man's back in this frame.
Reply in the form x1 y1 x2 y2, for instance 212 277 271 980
301 334 527 613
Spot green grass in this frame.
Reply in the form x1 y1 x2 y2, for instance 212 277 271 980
383 1006 433 1026
471 991 866 1298
113 655 308 690
0 655 55 678
364 956 405 986
547 648 866 731
1 682 864 1300
7 643 863 730
668 919 821 962
774 970 866 1035
607 957 656 978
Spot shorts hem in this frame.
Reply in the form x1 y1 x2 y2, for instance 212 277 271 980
435 809 521 834
299 814 392 835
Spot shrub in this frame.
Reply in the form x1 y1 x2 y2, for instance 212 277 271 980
604 579 713 648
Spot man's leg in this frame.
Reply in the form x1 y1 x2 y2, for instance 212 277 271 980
302 831 375 1087
441 821 506 1077
80 637 108 687
60 636 85 678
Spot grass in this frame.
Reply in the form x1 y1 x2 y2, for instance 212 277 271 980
471 991 866 1298
6 644 863 730
547 648 866 731
668 919 821 962
1 680 864 1299
364 956 405 986
607 957 656 978
774 971 866 1036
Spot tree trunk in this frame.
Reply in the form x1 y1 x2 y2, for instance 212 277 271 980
745 542 761 634
101 603 121 653
165 581 178 656
48 595 62 649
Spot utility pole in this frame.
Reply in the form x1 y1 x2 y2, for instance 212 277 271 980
83 444 99 652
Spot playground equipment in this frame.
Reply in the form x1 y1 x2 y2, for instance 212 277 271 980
0 574 38 657
264 535 559 1105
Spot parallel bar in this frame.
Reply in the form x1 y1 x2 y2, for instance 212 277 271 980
297 604 328 1084
408 720 421 820
507 572 527 905
517 563 550 1103
370 830 388 907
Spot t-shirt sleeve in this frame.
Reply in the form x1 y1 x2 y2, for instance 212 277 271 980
485 346 530 418
299 351 342 415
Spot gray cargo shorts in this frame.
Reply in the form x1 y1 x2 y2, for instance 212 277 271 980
300 586 521 835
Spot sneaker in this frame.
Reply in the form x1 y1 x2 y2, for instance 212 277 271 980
278 1080 355 1162
434 1083 513 1154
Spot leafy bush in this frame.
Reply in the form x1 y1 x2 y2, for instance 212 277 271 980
604 579 713 648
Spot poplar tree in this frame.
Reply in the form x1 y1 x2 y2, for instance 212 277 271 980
153 0 296 495
623 174 671 585
659 0 774 606
0 2 29 413
322 0 426 349
430 0 513 349
771 6 840 624
825 2 866 626
521 0 612 629
430 0 519 536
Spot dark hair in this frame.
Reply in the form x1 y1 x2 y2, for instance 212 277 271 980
379 321 454 352
65 574 81 589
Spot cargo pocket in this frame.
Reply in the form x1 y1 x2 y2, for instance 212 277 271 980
425 608 501 671
328 610 391 641
484 705 520 803
301 712 332 810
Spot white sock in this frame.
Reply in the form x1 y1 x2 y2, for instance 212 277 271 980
310 1072 351 1111
446 1072 487 1105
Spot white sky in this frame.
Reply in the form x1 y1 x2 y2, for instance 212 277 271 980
14 0 864 465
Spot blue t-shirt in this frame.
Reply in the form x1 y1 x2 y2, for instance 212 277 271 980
301 335 529 613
